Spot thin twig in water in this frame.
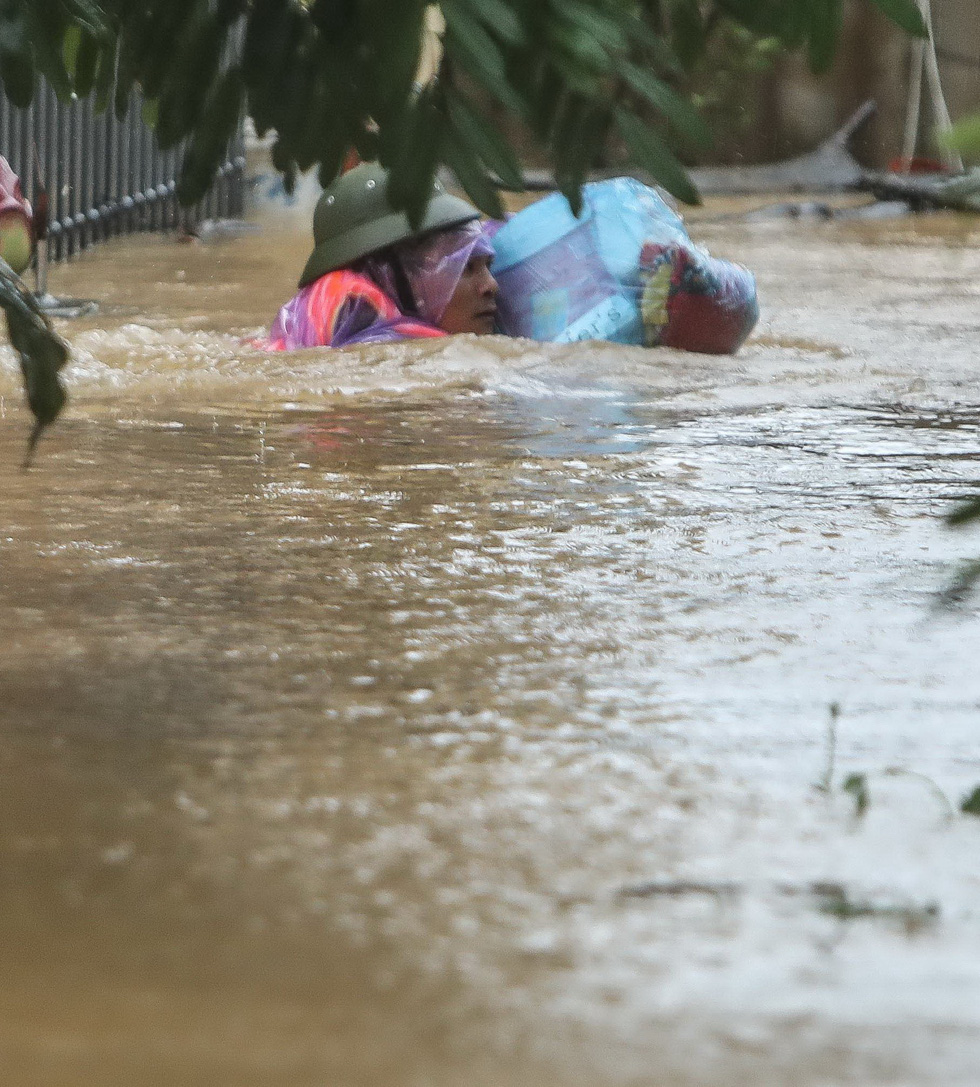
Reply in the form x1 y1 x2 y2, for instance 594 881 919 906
617 879 939 932
816 701 840 793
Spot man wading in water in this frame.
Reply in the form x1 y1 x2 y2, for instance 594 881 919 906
262 162 499 350
261 160 758 355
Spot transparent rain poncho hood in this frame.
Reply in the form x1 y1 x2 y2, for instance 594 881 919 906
264 221 494 350
364 220 494 327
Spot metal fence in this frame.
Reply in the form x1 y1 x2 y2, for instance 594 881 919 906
0 83 246 262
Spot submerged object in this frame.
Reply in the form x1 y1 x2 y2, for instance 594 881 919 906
35 294 99 319
490 177 758 354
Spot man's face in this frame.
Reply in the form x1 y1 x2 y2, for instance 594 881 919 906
438 253 498 335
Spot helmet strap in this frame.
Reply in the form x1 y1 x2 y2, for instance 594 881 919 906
388 252 419 317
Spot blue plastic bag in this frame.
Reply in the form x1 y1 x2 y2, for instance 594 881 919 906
490 178 759 354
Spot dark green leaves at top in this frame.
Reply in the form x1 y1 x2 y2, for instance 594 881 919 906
621 60 712 149
553 95 608 214
806 0 843 73
867 0 927 37
0 0 939 228
554 0 629 56
363 0 426 121
176 65 245 206
444 130 505 220
58 0 109 40
0 257 69 466
614 106 701 205
447 92 524 191
65 26 100 99
717 0 924 67
0 0 35 106
154 5 228 149
668 0 707 70
385 83 448 226
441 0 525 114
461 0 525 46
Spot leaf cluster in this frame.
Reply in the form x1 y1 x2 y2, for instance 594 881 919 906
0 0 928 221
0 257 69 465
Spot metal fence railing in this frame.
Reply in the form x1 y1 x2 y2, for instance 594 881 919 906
0 82 246 263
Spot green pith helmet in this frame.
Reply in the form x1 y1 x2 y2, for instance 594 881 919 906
298 163 480 289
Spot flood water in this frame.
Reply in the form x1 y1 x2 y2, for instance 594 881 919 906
2 202 980 1085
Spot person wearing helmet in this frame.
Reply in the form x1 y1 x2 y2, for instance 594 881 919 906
263 162 498 350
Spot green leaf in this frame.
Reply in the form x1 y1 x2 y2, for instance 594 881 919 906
668 0 706 70
0 257 69 465
620 60 712 149
454 0 525 46
139 0 201 98
364 0 425 118
867 0 927 37
807 0 842 74
293 68 335 174
554 102 609 208
0 2 35 107
441 1 525 113
26 2 73 100
176 66 244 205
70 28 100 98
614 105 700 205
553 0 629 56
62 24 82 75
444 132 504 219
92 36 117 113
548 19 614 86
243 0 281 83
607 6 683 77
114 11 152 119
59 0 111 40
155 6 228 149
525 63 567 140
141 96 158 129
941 114 980 158
961 786 980 817
552 94 597 213
842 772 869 818
272 33 320 163
387 84 449 226
447 91 525 190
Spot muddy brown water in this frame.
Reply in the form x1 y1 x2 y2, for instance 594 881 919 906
2 202 980 1086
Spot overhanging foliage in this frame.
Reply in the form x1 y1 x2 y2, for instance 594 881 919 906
2 0 926 218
